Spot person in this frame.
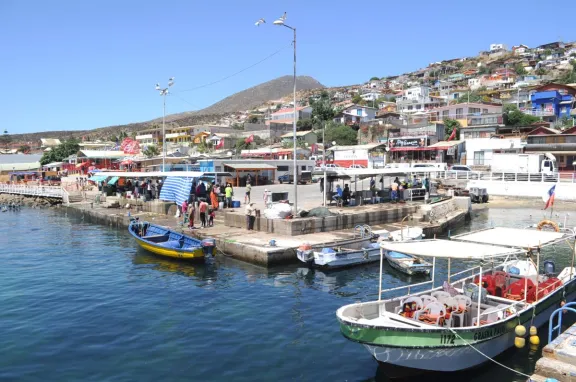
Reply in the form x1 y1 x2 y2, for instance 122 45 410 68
188 202 196 229
196 182 206 201
146 180 152 200
342 184 351 206
245 202 255 230
333 184 343 204
391 181 398 202
208 208 215 227
245 182 252 204
246 173 252 185
225 183 233 208
319 177 324 193
424 176 430 194
199 199 209 228
370 177 376 190
156 180 162 199
210 187 219 210
263 188 270 208
393 177 400 186
181 200 188 225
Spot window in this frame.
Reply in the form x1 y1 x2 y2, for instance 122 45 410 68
408 106 413 110
482 108 488 113
277 165 289 171
456 108 464 119
416 104 421 109
356 109 363 116
442 110 449 118
473 151 485 165
529 137 546 144
301 165 306 170
469 108 481 114
215 166 222 172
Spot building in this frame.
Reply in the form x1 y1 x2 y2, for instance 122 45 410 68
329 143 387 168
512 44 530 55
490 43 508 52
428 102 503 127
463 137 524 167
395 85 445 113
268 106 312 126
524 126 576 170
165 126 192 145
333 105 378 127
280 130 318 146
360 91 382 102
0 154 42 175
74 150 126 172
207 133 238 150
40 138 61 151
527 84 576 126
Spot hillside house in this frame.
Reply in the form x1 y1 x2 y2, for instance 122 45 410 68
281 130 317 146
512 44 530 55
333 105 378 127
526 84 576 125
429 102 503 127
524 126 576 170
40 138 61 152
395 85 446 113
268 106 312 126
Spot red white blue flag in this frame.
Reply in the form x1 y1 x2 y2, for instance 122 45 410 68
542 184 556 210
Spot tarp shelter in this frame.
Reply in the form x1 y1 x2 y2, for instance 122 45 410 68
107 176 120 185
88 175 108 182
380 239 522 260
451 227 568 249
223 163 277 186
159 176 196 206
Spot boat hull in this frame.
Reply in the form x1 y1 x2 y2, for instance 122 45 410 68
133 236 205 260
385 251 432 276
339 280 576 374
298 247 381 270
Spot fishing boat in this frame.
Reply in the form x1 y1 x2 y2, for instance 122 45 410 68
296 226 423 270
128 219 216 261
384 250 432 276
336 225 576 376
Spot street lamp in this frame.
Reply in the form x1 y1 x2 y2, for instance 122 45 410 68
155 77 175 172
256 12 298 214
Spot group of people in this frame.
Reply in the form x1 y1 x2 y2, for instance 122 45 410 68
181 198 215 229
192 181 236 211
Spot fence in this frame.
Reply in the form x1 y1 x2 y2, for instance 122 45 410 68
0 184 65 198
432 170 575 183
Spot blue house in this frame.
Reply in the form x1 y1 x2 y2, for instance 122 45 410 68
529 84 576 125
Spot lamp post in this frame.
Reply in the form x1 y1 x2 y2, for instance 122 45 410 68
155 78 175 172
256 12 298 214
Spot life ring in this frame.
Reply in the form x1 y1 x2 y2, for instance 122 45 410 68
537 220 560 232
500 135 505 139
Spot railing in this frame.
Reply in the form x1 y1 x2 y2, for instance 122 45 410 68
548 302 576 343
432 170 566 183
0 184 65 198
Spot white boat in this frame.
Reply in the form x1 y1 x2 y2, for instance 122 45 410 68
384 250 432 276
297 226 423 270
336 225 576 377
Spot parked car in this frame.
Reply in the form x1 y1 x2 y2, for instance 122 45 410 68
348 164 366 169
278 171 312 184
451 165 472 171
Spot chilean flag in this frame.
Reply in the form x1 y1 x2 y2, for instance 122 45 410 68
542 184 556 210
244 134 254 144
216 138 224 149
447 128 457 141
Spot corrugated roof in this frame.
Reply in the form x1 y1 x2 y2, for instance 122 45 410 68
78 150 126 159
0 162 41 171
330 143 386 151
224 163 277 170
281 130 316 138
0 154 43 164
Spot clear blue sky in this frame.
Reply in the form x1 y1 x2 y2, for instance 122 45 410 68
2 0 576 134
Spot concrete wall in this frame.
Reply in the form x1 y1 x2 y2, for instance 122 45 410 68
223 205 419 236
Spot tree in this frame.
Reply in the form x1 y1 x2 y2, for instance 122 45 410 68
558 60 576 84
324 122 357 146
352 94 362 104
369 76 380 82
309 90 335 126
142 145 160 158
247 115 259 124
0 129 12 150
296 119 314 131
18 144 31 154
387 96 397 103
514 63 527 76
40 138 80 165
231 123 244 130
535 68 547 76
443 119 461 141
503 104 540 126
456 91 483 104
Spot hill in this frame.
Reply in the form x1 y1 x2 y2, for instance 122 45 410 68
10 75 324 143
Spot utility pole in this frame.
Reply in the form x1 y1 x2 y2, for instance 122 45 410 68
155 78 175 172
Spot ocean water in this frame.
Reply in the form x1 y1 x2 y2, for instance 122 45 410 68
0 206 575 382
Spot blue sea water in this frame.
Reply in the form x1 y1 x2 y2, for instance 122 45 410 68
0 207 574 382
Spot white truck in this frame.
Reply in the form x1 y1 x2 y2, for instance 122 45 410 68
490 153 557 174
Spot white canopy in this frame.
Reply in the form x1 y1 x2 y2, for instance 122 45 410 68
452 227 568 249
380 239 521 260
86 171 232 178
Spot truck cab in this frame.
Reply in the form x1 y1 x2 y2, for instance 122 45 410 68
541 158 556 175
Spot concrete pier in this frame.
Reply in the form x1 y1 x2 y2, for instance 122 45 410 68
530 323 576 382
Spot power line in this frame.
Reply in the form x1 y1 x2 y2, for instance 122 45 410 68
177 45 290 93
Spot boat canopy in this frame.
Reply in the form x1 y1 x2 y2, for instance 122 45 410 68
451 227 568 249
91 171 232 178
380 239 521 260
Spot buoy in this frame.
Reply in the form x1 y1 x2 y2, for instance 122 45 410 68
515 325 526 337
530 335 540 346
515 336 526 348
530 326 537 336
530 343 540 352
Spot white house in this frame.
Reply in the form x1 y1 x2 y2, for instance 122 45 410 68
512 44 529 55
361 91 382 102
464 138 524 167
490 43 508 52
268 106 312 125
333 105 378 126
330 143 387 168
396 85 445 113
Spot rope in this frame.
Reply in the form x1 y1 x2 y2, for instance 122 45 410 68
447 327 531 378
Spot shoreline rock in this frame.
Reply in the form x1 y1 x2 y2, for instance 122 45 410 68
0 194 61 208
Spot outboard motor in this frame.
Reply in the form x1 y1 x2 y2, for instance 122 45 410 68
544 260 556 276
201 238 216 257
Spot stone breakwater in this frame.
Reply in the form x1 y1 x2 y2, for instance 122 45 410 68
0 194 61 208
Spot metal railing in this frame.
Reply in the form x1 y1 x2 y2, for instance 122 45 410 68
0 184 65 198
432 170 565 183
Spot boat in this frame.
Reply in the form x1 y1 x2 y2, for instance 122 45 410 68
297 225 423 269
336 225 576 376
384 250 432 276
128 219 216 260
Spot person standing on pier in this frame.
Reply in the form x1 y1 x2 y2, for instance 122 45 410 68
188 202 196 230
199 199 208 228
245 202 255 230
225 183 233 208
245 182 252 204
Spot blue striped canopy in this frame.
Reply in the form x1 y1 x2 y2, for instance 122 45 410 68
159 176 196 206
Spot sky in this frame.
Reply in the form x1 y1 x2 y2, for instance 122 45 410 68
2 0 576 134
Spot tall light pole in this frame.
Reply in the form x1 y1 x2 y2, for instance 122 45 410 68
256 12 298 214
155 77 175 172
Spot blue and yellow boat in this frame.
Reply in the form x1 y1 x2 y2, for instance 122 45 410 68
128 219 215 261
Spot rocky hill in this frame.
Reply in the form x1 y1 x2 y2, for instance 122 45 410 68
10 75 324 143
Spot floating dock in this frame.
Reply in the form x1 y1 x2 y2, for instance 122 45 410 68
530 316 576 381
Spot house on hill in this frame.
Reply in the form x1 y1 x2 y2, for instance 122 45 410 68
40 138 61 151
281 130 317 146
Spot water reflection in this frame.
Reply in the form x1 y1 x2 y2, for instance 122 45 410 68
132 248 217 280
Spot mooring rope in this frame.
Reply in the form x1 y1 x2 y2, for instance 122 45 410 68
447 327 531 378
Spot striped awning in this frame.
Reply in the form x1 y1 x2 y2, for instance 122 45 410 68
159 176 196 206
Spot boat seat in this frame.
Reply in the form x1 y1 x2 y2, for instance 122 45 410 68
142 234 168 240
156 240 183 249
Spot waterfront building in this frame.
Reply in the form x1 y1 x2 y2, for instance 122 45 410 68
329 143 387 168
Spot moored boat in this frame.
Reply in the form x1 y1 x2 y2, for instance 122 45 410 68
336 225 576 376
128 219 215 261
384 250 432 276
